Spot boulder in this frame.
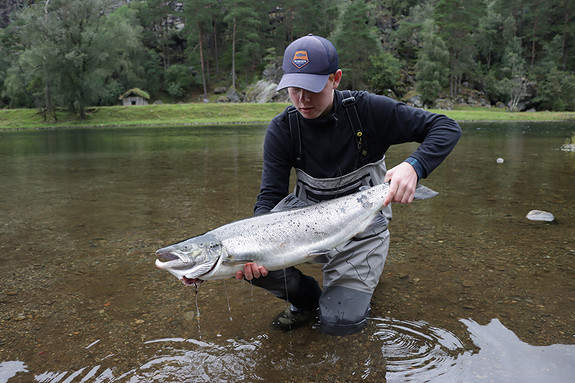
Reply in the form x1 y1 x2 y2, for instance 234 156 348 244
244 80 281 103
433 98 454 110
216 95 230 103
226 87 242 103
405 94 423 108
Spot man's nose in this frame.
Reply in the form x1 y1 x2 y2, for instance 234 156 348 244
298 90 311 102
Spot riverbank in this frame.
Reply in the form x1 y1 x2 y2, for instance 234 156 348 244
1 103 574 130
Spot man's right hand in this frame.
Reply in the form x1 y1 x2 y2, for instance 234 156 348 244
235 262 268 281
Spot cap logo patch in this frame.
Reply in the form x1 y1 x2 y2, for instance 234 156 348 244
292 50 309 69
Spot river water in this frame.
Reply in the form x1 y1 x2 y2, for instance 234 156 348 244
0 122 574 382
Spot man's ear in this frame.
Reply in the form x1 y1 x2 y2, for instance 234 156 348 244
333 69 342 88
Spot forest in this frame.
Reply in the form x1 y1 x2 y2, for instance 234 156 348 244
0 0 574 119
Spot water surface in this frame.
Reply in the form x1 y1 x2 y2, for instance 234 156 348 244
1 122 574 382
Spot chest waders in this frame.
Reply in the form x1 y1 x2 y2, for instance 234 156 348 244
280 91 392 335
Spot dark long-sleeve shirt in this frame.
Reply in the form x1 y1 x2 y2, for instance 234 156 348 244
255 90 462 215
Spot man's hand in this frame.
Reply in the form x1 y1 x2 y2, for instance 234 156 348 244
383 162 418 207
235 262 268 281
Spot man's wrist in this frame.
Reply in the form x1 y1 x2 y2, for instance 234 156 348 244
403 157 423 180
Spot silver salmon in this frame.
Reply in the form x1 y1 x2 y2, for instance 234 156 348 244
155 183 390 286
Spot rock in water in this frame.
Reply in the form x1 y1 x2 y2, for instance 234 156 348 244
526 210 555 222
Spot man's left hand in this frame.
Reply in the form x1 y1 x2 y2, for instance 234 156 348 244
383 162 418 207
235 262 268 281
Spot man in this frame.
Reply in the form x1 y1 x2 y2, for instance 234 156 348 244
235 34 461 336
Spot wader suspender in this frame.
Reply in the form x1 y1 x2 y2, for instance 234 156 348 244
288 91 368 170
287 105 303 168
341 90 368 169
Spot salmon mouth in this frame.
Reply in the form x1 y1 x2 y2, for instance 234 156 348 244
180 256 221 286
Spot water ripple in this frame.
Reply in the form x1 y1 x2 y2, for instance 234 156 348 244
372 317 469 382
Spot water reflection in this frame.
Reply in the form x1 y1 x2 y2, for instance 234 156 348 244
375 317 575 383
457 318 575 383
1 123 574 382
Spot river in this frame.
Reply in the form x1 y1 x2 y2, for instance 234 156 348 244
0 122 574 382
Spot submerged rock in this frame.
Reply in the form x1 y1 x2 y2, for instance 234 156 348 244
526 210 555 222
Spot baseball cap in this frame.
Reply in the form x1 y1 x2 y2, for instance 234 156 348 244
277 34 339 93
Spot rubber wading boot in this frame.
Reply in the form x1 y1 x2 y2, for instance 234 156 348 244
272 307 318 332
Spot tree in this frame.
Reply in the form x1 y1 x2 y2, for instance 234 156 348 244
475 1 506 71
279 0 340 43
415 21 449 105
367 51 402 96
496 36 528 111
6 0 145 118
223 0 265 88
391 0 436 65
532 35 575 111
183 0 222 99
0 26 15 106
165 63 195 101
131 0 185 71
333 0 381 90
433 0 482 98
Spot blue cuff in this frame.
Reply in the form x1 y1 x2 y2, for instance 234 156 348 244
404 157 424 180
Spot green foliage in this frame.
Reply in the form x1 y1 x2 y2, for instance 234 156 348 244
367 51 403 95
4 0 146 118
1 0 574 112
392 0 436 63
164 63 200 101
433 0 482 97
415 22 449 105
531 36 575 111
332 0 381 90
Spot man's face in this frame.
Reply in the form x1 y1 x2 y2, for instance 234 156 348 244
288 70 342 119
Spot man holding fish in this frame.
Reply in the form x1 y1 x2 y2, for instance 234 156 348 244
236 34 461 335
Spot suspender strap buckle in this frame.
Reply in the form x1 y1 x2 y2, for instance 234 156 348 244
342 95 356 107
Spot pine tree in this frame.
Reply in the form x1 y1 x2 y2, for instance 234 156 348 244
433 0 482 98
415 21 449 105
332 0 381 90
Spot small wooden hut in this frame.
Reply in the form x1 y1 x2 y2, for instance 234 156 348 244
119 88 150 106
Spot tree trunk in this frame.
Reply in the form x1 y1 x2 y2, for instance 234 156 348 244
562 10 569 70
530 14 538 70
212 16 219 75
198 25 208 100
43 0 55 120
231 16 236 90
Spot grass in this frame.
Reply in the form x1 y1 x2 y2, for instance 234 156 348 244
0 103 574 130
429 105 575 122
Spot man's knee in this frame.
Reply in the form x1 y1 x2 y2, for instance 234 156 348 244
318 285 372 336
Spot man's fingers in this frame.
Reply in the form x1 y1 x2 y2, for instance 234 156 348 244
243 263 254 280
383 179 397 207
259 266 268 277
236 263 268 281
251 264 261 279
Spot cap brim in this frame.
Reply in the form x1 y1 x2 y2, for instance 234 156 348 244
277 73 329 93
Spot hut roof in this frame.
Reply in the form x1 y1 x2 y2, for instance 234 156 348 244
119 88 150 100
